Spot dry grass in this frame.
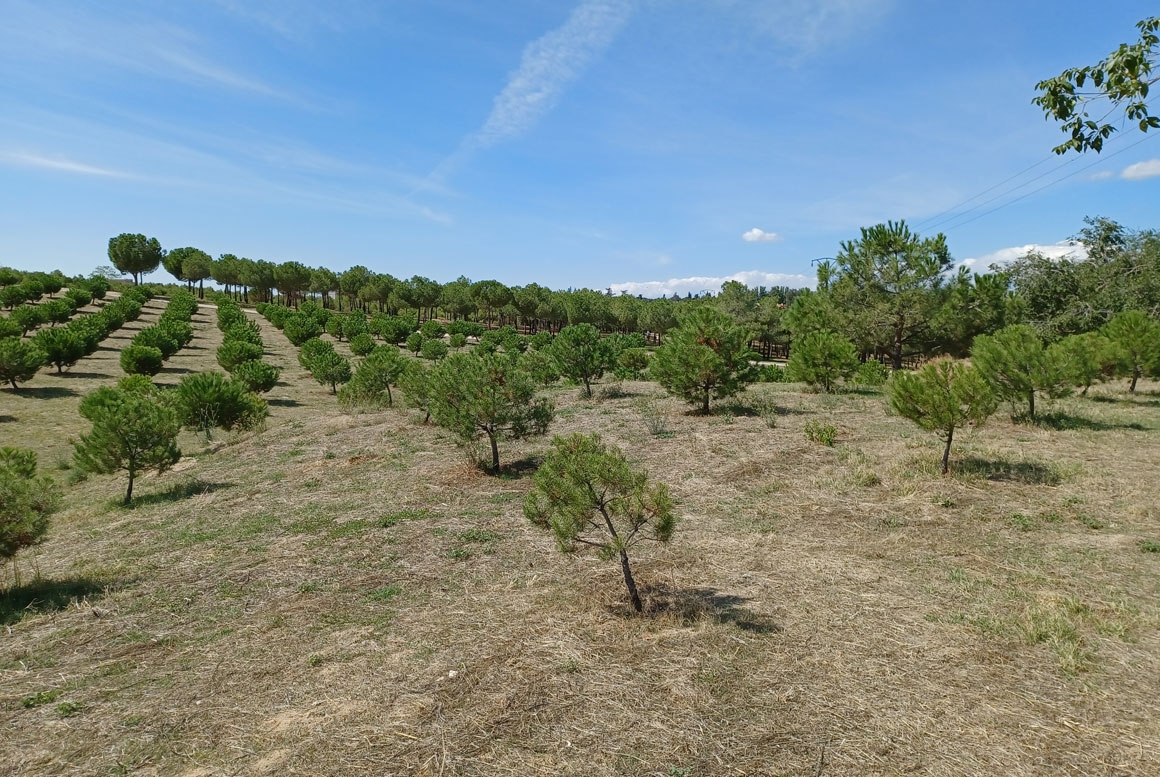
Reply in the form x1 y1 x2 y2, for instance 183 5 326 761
2 358 1160 776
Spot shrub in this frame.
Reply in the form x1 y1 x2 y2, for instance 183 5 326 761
855 360 890 388
786 330 859 392
10 305 45 336
527 331 554 350
174 371 268 438
298 338 333 370
0 448 61 562
481 325 525 353
342 313 369 340
1048 332 1115 395
520 348 561 386
349 332 376 357
405 332 423 353
374 315 418 345
120 345 164 376
447 320 484 338
74 384 181 504
223 319 263 347
325 315 346 341
399 360 433 423
804 420 837 446
757 364 786 383
427 351 554 472
283 313 323 346
651 307 757 413
216 340 264 372
230 360 281 393
524 433 674 613
615 348 649 380
449 332 468 349
33 328 85 374
42 299 73 327
132 327 180 359
158 320 194 349
420 338 448 361
419 320 446 339
888 358 997 474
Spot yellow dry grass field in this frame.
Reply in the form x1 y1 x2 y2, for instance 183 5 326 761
2 303 1159 776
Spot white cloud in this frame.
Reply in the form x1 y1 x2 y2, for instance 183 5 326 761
610 269 813 298
421 0 631 189
741 227 781 243
730 0 893 56
0 151 133 178
960 241 1088 270
473 0 632 147
1121 158 1160 181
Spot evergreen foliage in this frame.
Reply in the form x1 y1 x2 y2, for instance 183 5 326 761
786 330 859 393
524 433 675 613
650 306 757 413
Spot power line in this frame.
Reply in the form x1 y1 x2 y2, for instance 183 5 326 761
940 131 1159 233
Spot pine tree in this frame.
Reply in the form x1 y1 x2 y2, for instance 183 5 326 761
549 323 613 398
650 307 757 413
1101 310 1160 393
0 447 61 563
971 325 1069 418
524 433 675 613
74 385 181 504
786 330 859 393
0 337 44 389
889 358 997 474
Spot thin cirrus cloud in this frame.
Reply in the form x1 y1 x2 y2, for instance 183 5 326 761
0 150 134 179
610 270 814 298
742 228 781 243
422 0 633 187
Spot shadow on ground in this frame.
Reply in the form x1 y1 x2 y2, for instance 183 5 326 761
8 386 79 399
629 584 782 633
952 456 1063 485
0 577 111 625
1026 412 1148 432
122 478 235 509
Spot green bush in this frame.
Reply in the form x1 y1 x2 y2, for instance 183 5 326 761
615 348 649 380
449 332 468 349
447 320 484 338
855 360 890 387
405 332 423 353
10 305 45 336
216 340 264 372
549 324 613 397
527 331 554 350
33 328 85 374
132 327 180 359
786 330 858 392
804 420 837 446
420 338 448 361
420 320 446 339
651 307 757 413
175 371 268 438
283 313 323 346
757 364 786 383
119 345 164 377
971 324 1069 418
337 345 408 409
298 338 333 371
309 349 352 394
223 319 263 347
1 447 61 561
230 360 281 394
349 332 376 357
520 348 561 386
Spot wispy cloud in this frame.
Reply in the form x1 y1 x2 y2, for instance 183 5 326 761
741 227 781 243
960 241 1087 270
423 0 632 187
1121 158 1160 181
0 150 134 179
610 269 813 297
729 0 893 56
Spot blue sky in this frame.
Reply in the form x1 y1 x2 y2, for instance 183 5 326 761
1 0 1158 296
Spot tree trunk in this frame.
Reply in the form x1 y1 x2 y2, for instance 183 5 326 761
1130 370 1139 393
488 431 500 472
124 469 135 505
892 321 904 371
1028 389 1036 418
941 427 954 475
702 388 710 415
620 549 643 612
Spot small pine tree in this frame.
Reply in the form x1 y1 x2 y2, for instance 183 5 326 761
120 345 164 377
420 338 448 361
1101 310 1160 393
216 340 264 372
310 349 352 394
0 337 45 389
349 332 376 357
786 329 859 393
338 345 407 408
74 385 181 504
283 313 323 346
10 305 45 336
970 324 1068 418
427 351 553 471
0 447 61 564
888 358 997 474
650 307 757 413
524 433 675 612
550 323 613 397
1048 332 1115 395
174 371 268 438
33 328 85 374
230 360 281 394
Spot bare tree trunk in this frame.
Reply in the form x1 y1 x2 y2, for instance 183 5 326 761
620 549 643 612
941 427 954 475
